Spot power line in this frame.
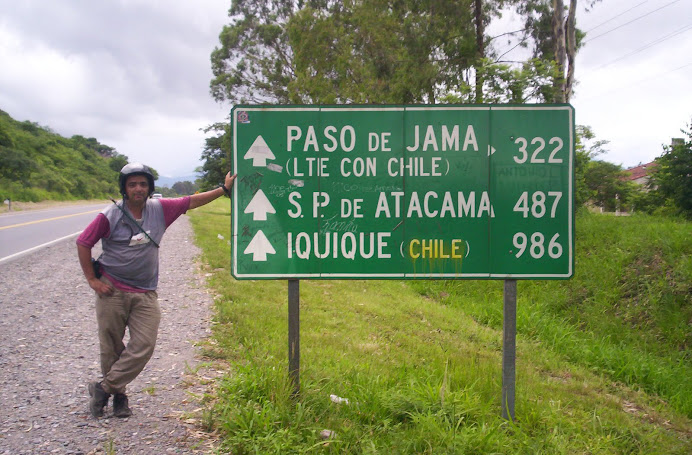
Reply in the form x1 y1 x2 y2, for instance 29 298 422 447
495 36 530 62
586 1 650 33
578 60 692 101
593 23 692 70
584 0 682 43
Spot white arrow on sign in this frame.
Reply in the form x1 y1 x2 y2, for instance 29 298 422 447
487 145 496 156
244 189 276 221
243 230 276 261
243 135 275 167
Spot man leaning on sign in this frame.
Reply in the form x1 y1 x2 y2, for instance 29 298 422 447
76 163 236 418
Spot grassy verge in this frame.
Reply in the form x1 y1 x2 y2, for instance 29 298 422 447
410 210 692 417
189 200 691 454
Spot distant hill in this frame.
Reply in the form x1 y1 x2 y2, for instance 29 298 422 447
157 173 201 188
0 109 121 201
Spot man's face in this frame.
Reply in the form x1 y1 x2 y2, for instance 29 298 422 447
125 175 149 202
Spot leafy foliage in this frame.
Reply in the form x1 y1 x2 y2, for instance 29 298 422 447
573 125 607 207
0 110 200 201
513 0 600 102
205 0 593 188
210 0 300 104
0 110 127 201
287 0 446 104
209 0 586 106
583 160 634 212
171 180 199 195
0 146 37 183
0 111 120 201
70 134 117 157
197 121 231 190
206 1 666 219
108 153 129 173
650 120 692 219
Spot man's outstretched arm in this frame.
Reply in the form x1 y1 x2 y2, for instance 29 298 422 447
188 172 237 210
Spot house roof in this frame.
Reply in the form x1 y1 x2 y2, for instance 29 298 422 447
625 161 657 181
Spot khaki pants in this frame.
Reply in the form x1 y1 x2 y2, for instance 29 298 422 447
95 277 160 394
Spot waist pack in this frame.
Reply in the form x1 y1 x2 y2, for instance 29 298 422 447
91 258 102 279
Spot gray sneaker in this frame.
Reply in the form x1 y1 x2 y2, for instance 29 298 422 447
88 382 110 418
113 393 132 418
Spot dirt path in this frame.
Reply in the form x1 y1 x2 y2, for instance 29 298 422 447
0 215 217 454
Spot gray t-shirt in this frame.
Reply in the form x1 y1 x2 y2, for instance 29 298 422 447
99 199 165 290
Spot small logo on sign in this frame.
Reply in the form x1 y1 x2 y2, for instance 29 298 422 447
237 111 250 123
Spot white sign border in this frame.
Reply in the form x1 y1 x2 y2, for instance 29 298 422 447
232 105 574 280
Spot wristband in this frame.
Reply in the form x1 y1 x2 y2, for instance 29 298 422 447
219 183 230 197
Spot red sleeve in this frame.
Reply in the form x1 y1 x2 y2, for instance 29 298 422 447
160 196 191 228
76 213 110 248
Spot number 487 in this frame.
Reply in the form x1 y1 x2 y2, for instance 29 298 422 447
514 191 562 218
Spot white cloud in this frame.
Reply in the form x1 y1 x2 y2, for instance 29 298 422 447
0 0 689 176
570 0 692 167
489 0 692 168
0 0 230 176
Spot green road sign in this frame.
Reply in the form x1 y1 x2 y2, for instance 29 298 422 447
231 105 574 280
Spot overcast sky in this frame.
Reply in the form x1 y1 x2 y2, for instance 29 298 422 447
1 0 690 177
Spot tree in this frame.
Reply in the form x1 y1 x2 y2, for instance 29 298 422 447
210 0 599 106
210 0 302 104
650 120 692 219
206 0 597 180
211 0 529 105
572 125 642 213
475 0 485 102
197 121 231 191
154 185 178 198
0 122 13 147
583 160 633 212
0 147 36 183
463 57 560 103
172 181 198 196
108 153 129 173
512 0 600 102
147 166 159 182
574 125 608 207
71 135 117 158
287 0 449 103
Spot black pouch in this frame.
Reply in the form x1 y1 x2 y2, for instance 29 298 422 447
91 258 102 279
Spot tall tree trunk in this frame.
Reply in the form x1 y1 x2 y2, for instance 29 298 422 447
552 0 566 102
475 0 484 103
564 0 577 102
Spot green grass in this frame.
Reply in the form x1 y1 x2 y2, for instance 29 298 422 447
188 200 691 454
411 209 692 417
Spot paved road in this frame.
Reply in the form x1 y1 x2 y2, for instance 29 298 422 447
0 203 107 263
0 215 215 454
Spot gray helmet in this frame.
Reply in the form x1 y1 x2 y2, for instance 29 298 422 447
119 163 155 198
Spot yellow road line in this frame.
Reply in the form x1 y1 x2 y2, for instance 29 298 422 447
0 209 101 230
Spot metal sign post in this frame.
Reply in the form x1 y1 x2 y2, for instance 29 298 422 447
288 279 300 396
502 279 517 420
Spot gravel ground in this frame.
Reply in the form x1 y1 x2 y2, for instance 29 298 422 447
0 215 219 454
